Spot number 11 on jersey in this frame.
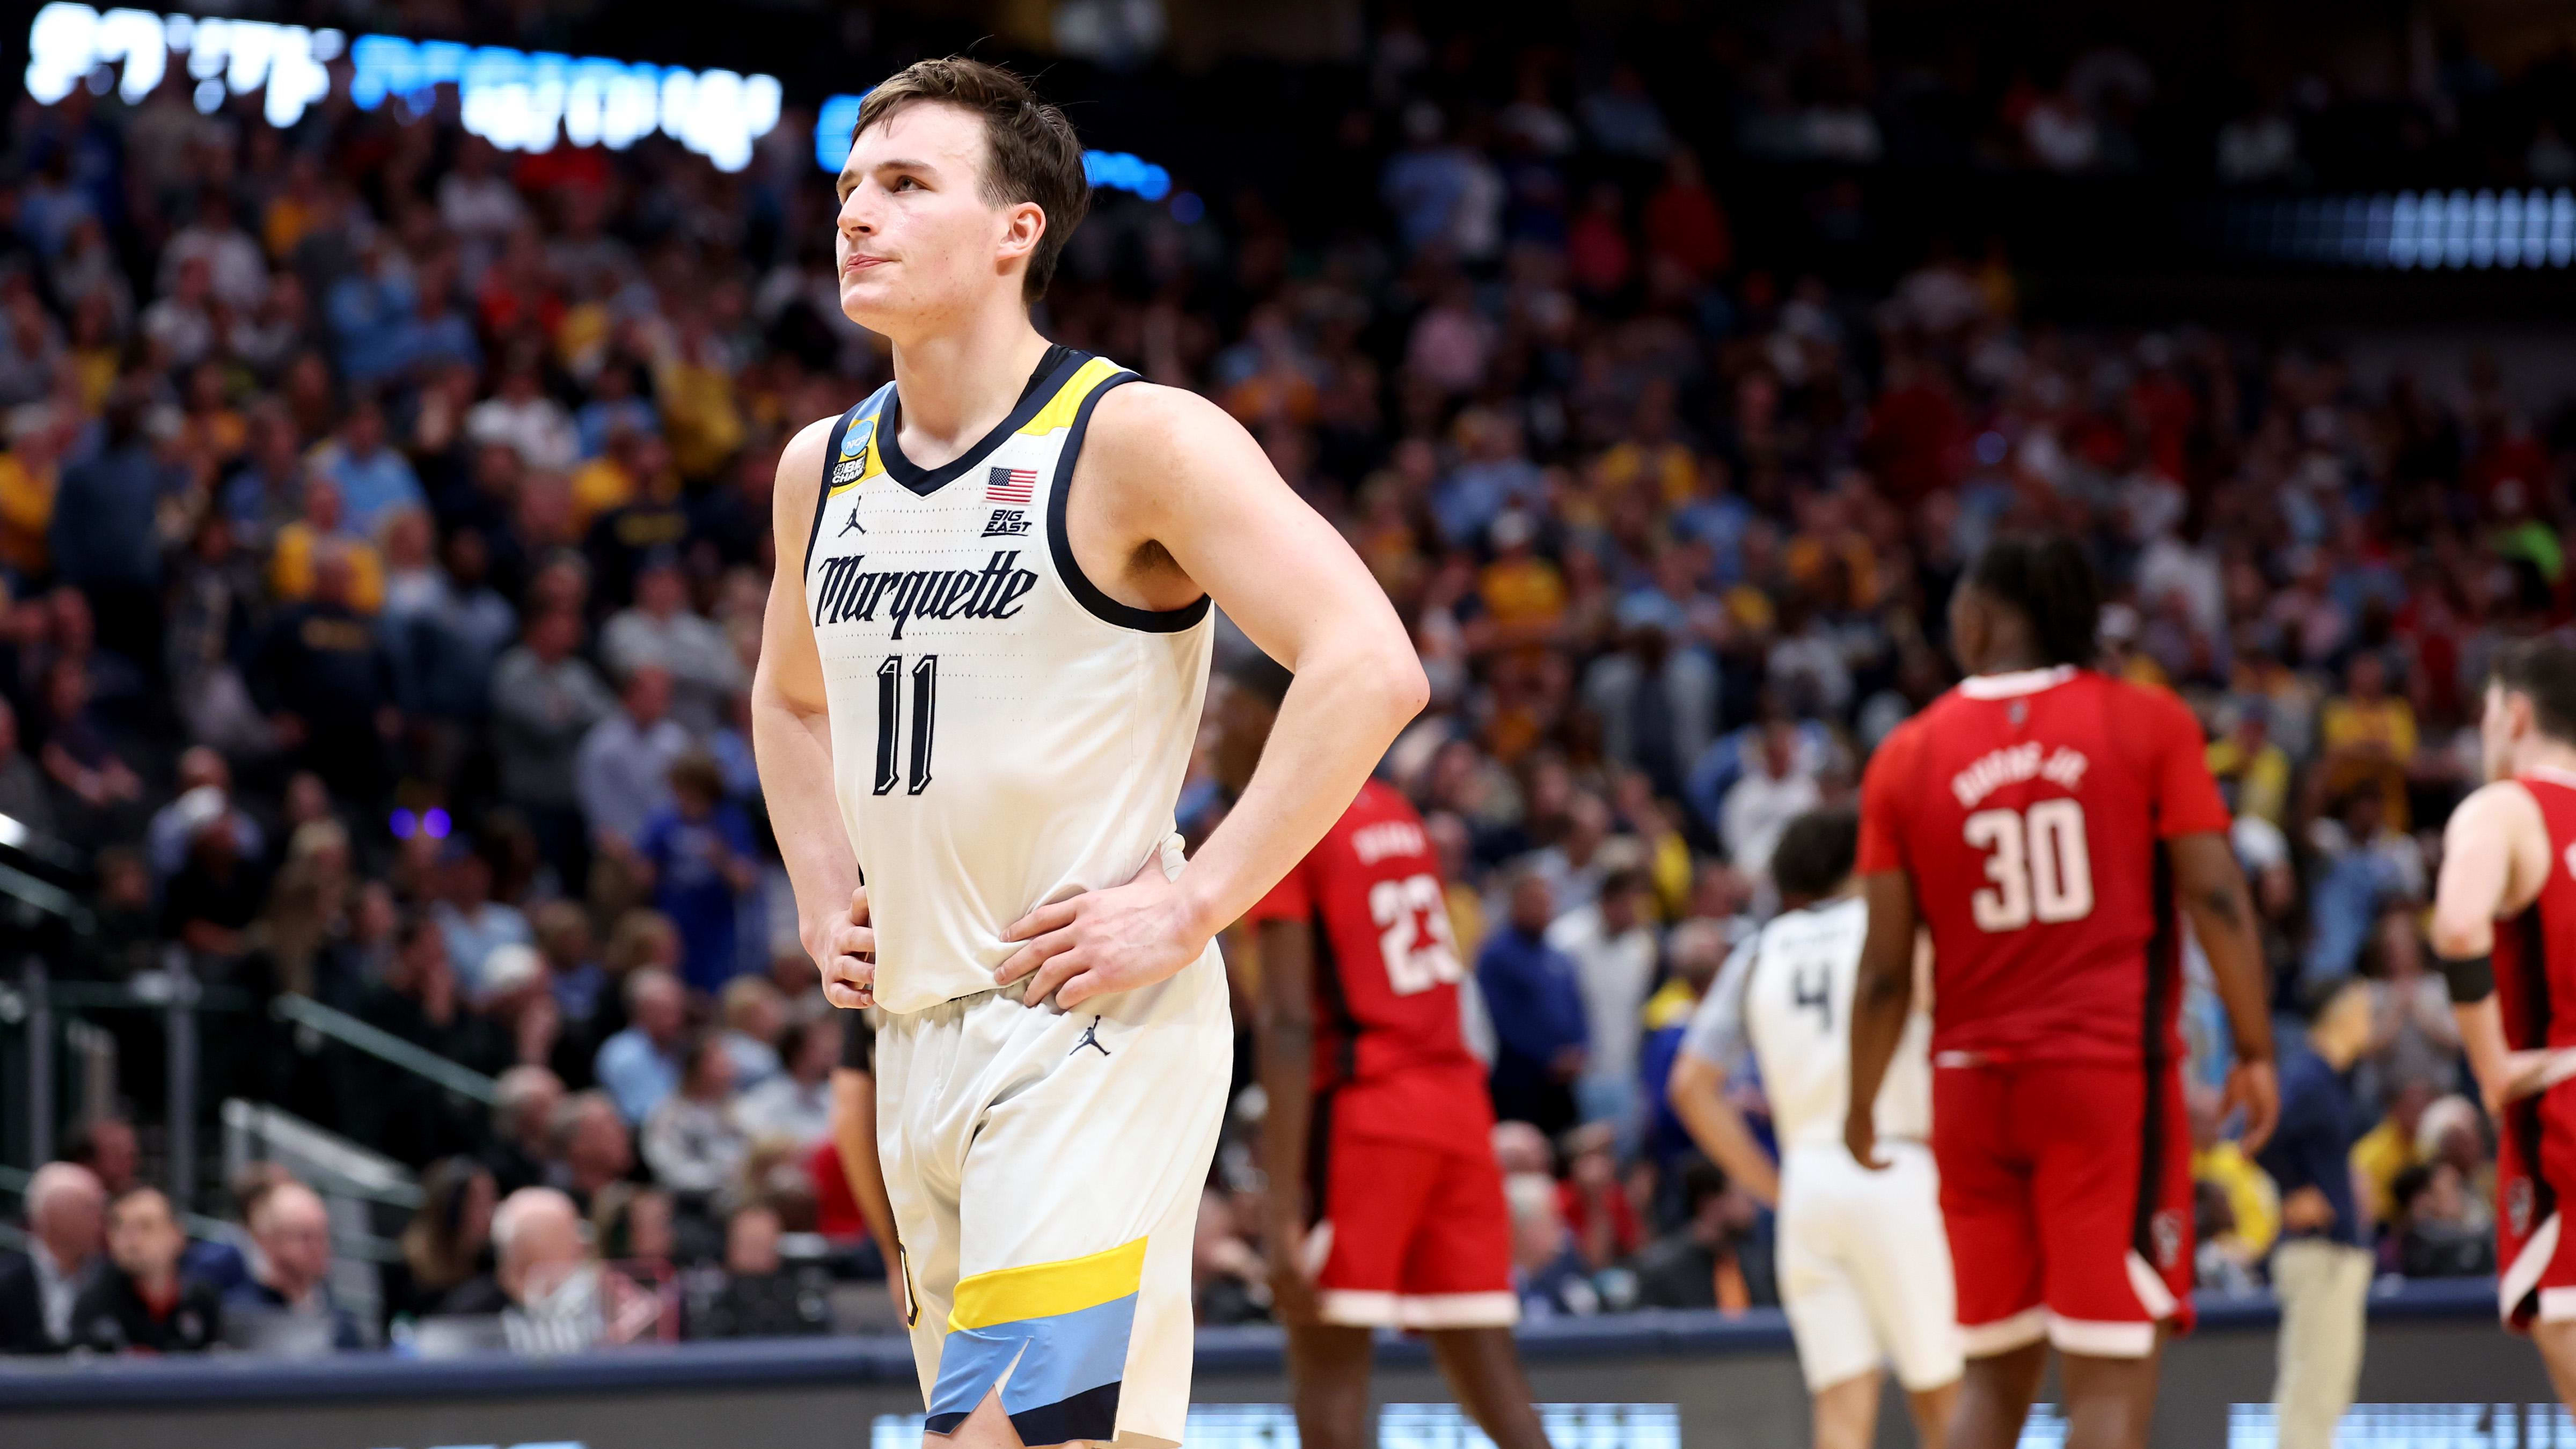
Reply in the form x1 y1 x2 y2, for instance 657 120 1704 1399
874 654 939 795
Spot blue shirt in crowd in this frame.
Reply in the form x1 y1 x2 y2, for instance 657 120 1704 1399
1475 925 1589 1069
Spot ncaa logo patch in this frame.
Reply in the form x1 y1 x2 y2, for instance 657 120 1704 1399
840 418 874 459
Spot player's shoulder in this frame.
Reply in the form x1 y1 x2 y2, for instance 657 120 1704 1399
770 412 850 523
2454 775 2547 832
1085 378 1257 476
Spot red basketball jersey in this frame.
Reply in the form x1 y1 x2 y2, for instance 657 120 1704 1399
1856 667 2231 1066
1244 779 1493 1150
2493 771 2576 1054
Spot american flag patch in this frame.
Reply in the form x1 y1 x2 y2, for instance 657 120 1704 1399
986 466 1037 504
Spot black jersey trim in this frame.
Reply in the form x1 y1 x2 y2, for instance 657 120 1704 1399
2132 841 2179 1264
875 343 1077 498
1044 370 1213 633
805 393 882 574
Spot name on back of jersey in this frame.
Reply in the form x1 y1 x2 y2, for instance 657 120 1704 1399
1351 817 1430 865
1951 742 2091 809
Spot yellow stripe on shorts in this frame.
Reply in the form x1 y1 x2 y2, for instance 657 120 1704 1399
948 1235 1147 1331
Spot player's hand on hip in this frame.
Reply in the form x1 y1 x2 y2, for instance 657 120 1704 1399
1845 1110 1887 1172
807 885 877 1010
997 857 1209 1010
2487 1048 2556 1116
2224 1057 2279 1154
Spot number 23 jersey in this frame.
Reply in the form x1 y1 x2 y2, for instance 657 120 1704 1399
1855 666 2231 1067
1243 779 1492 1151
803 348 1216 1015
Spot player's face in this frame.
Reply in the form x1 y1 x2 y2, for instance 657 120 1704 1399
833 104 1042 340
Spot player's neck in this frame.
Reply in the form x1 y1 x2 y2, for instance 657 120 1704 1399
887 304 1055 448
2511 738 2576 780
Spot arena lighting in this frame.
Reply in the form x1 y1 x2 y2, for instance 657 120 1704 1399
21 3 783 171
2226 188 2576 270
814 91 1172 202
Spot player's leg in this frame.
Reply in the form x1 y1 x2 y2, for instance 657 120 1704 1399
1846 1143 1963 1449
1289 1130 1435 1449
1950 1342 2047 1449
1284 1322 1377 1449
1806 1372 1882 1449
2535 1320 2576 1409
2033 1065 2190 1449
1777 1152 1889 1449
1905 1379 1960 1449
2056 1343 2163 1449
941 964 1232 1449
1424 1328 1553 1449
871 1007 975 1445
1402 1140 1548 1449
1931 1065 2046 1449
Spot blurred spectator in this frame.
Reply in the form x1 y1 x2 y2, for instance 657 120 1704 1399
434 841 534 993
492 607 617 885
2351 1081 2434 1232
0 694 54 835
2299 786 2424 991
2389 1163 2495 1279
1719 719 1820 881
491 1187 654 1353
0 1162 106 1353
596 969 687 1125
352 913 510 1164
1547 865 1658 1130
1557 1122 1644 1270
486 1065 567 1197
639 753 760 993
738 1014 844 1151
1504 1170 1596 1319
603 554 742 735
546 1091 636 1214
47 389 185 663
226 1181 367 1353
719 977 788 1088
309 398 426 537
641 1034 748 1199
71 1187 223 1355
691 1205 830 1340
1191 1189 1269 1327
59 1118 140 1198
143 748 262 881
1630 1159 1772 1313
1477 867 1589 1136
590 1182 678 1265
579 665 690 855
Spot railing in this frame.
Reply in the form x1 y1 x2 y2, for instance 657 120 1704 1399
269 994 500 1106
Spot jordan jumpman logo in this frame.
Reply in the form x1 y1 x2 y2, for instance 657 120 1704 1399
1070 1016 1111 1057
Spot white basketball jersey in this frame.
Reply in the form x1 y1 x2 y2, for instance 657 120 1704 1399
800 347 1215 1014
1688 897 1932 1153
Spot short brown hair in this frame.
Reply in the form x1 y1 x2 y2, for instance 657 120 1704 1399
853 58 1091 302
2492 635 2576 744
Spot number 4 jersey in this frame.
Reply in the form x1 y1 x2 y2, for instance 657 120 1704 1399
1855 665 2232 1067
1243 779 1494 1151
803 347 1216 1014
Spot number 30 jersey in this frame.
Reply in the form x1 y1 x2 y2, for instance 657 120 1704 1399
1243 779 1492 1151
1681 897 1930 1152
802 347 1216 1014
1855 666 2231 1067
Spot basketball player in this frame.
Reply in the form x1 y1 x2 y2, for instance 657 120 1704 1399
1213 653 1549 1449
750 60 1428 1449
2426 636 2576 1407
1669 807 1959 1449
1843 536 2279 1449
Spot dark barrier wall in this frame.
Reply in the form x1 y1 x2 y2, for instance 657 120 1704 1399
0 1282 2555 1448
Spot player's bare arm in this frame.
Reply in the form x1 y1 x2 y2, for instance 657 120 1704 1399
1252 918 1322 1323
752 414 876 1010
2169 830 2279 1151
2431 779 2556 1111
1668 1050 1780 1208
1843 869 1919 1171
998 384 1430 1008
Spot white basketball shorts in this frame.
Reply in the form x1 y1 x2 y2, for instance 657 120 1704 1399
1776 1139 1964 1393
875 942 1231 1448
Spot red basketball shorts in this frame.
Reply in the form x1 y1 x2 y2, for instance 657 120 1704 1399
2499 1076 2576 1329
1933 1058 2194 1359
1306 1121 1516 1330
